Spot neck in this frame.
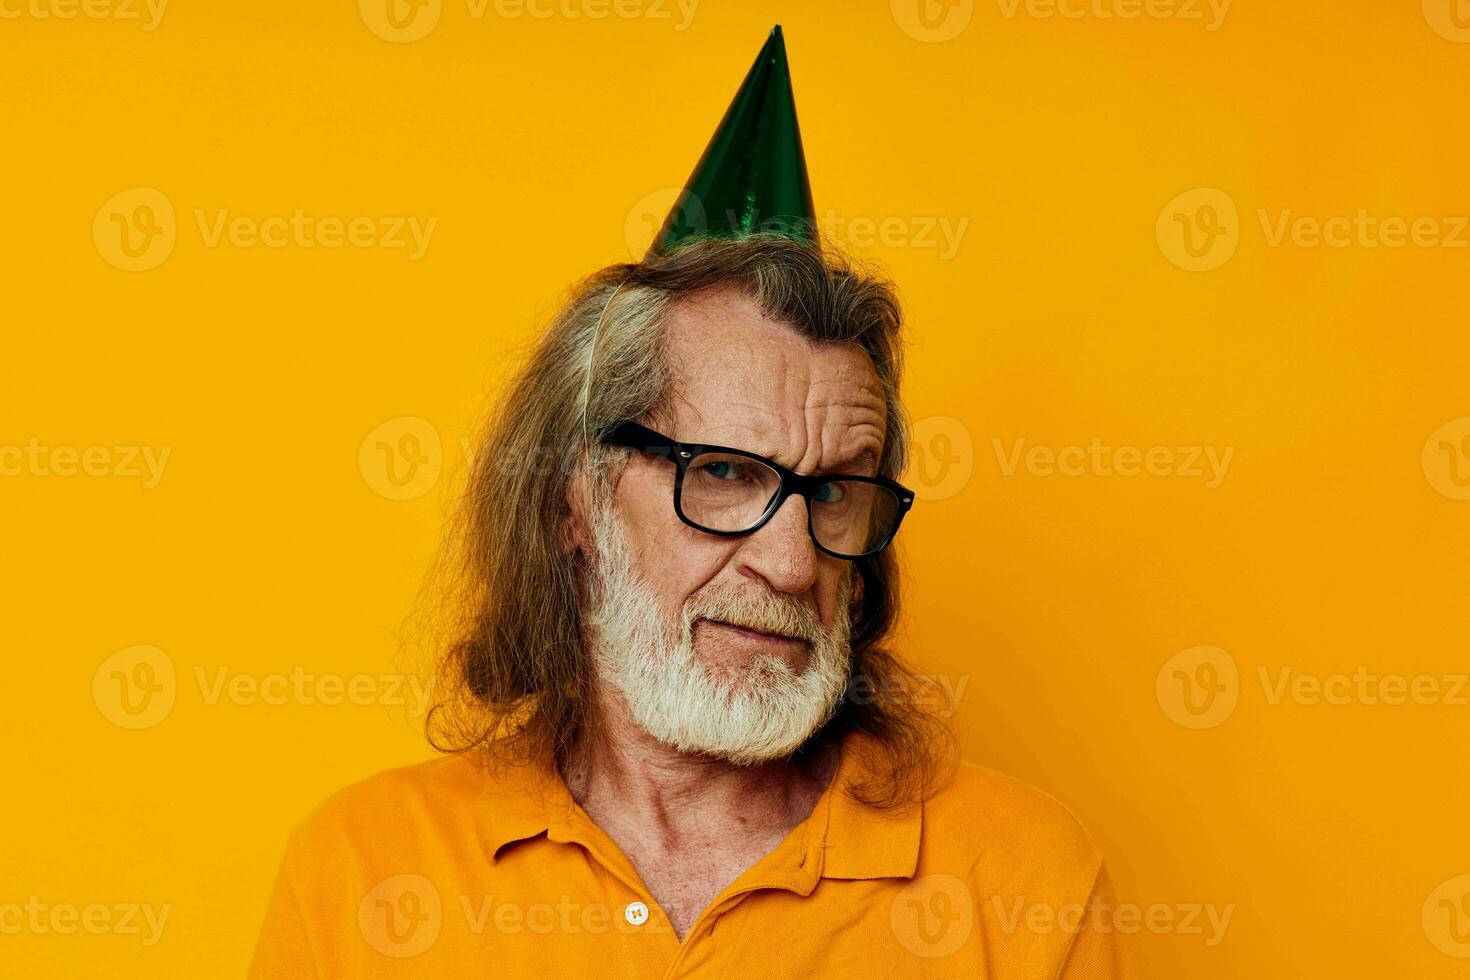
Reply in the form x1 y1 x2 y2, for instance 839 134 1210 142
559 686 842 849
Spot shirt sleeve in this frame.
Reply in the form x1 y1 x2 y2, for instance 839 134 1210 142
1056 858 1136 980
247 829 323 980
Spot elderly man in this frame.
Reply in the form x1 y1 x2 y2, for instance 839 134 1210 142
250 28 1129 979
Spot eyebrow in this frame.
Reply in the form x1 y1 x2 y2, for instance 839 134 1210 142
834 446 878 472
804 444 879 477
684 430 880 475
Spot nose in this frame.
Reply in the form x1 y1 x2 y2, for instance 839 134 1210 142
734 491 819 595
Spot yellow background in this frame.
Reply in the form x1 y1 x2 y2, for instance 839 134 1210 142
5 0 1470 975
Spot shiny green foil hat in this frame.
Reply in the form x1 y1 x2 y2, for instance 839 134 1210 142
647 25 817 257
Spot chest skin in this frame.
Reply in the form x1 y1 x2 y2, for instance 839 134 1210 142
615 825 795 939
560 736 844 940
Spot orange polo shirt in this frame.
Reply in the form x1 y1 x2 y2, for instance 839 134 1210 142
249 731 1132 978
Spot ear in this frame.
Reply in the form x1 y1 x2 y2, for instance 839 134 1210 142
559 462 593 556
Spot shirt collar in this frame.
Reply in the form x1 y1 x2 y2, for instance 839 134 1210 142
817 731 923 880
473 728 922 884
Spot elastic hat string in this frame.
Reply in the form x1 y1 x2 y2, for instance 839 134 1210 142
580 279 628 454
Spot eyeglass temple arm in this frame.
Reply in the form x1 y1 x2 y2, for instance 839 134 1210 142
603 421 676 459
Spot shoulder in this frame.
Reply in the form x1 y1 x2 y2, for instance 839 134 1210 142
275 754 497 882
295 754 480 830
252 755 524 976
919 760 1106 896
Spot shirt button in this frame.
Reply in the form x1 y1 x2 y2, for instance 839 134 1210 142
624 901 649 926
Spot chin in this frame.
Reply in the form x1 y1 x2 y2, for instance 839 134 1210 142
634 670 842 767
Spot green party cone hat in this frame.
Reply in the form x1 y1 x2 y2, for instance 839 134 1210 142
647 25 817 257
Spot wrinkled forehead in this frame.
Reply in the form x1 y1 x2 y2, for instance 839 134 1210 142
657 286 887 475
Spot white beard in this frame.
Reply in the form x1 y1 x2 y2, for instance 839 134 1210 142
581 488 854 765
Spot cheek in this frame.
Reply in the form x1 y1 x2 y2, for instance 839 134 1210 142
817 562 856 629
614 468 728 612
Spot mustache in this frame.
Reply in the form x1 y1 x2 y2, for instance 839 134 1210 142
682 585 840 645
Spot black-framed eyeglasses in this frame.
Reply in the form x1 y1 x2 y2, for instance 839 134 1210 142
602 420 914 560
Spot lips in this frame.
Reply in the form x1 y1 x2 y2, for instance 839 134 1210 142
702 618 805 644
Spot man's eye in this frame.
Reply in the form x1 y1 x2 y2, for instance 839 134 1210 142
702 461 740 480
814 482 844 503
